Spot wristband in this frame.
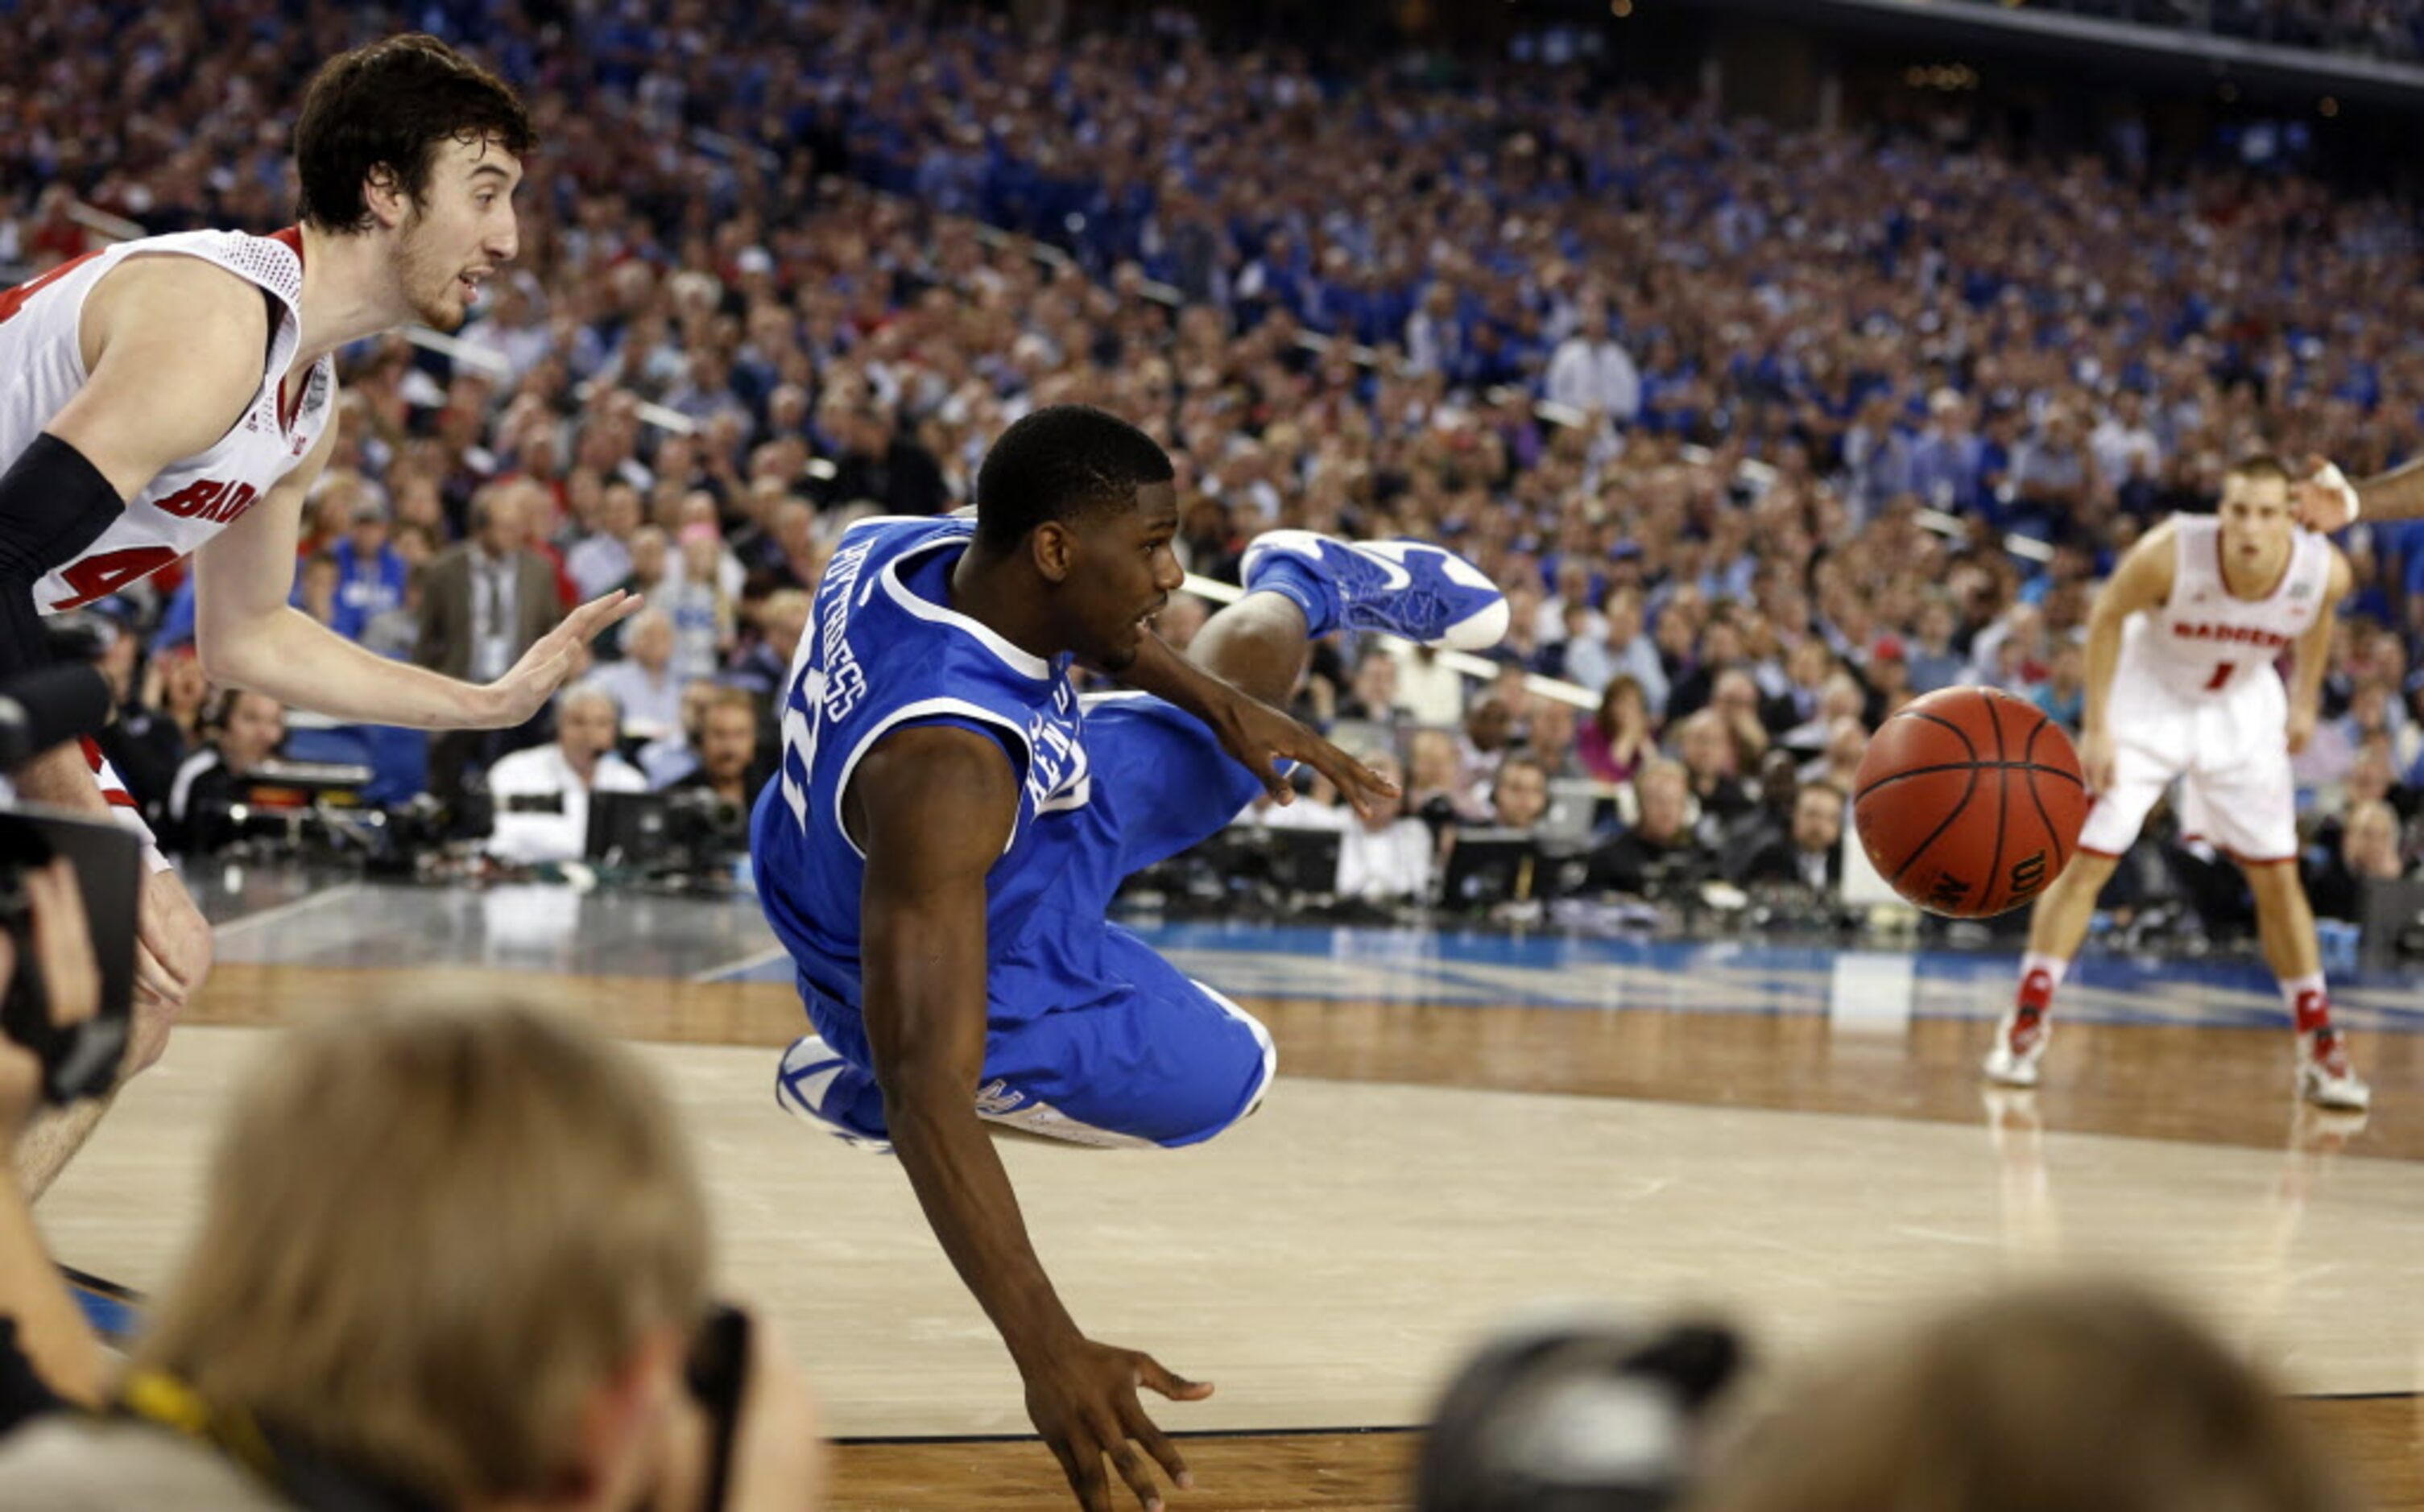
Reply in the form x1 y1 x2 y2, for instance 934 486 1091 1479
2314 462 2361 524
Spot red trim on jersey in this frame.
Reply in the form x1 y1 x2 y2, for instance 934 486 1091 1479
2077 845 2128 860
77 737 135 805
271 225 308 432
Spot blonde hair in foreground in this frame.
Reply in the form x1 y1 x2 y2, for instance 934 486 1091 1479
134 998 711 1502
1690 1279 2359 1512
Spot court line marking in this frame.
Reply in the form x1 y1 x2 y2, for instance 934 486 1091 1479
691 944 790 983
209 882 366 940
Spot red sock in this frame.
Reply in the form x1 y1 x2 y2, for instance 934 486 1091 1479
2283 973 2332 1035
2017 952 2067 1017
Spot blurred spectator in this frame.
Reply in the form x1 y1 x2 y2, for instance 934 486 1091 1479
484 688 647 866
667 687 772 812
565 482 645 603
1673 710 1756 829
2033 637 2088 732
668 525 738 683
1688 1280 2359 1512
731 590 813 701
293 552 343 633
1408 725 1487 837
1796 716 1868 794
811 401 948 517
1485 754 1552 833
2307 797 2408 922
1904 601 1967 696
1579 675 1660 786
105 647 209 824
1564 588 1669 713
1527 699 1581 781
583 609 686 742
1458 695 1518 801
1733 782 1847 894
417 488 562 808
0 997 827 1510
1389 644 1470 729
329 500 408 642
1543 295 1640 427
1337 750 1435 903
639 680 720 791
1584 759 1715 896
165 691 286 856
1336 652 1401 724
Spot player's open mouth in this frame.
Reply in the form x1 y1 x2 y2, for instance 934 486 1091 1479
1135 601 1165 629
459 271 489 300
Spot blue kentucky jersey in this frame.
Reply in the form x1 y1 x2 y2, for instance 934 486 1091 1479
749 514 1096 1017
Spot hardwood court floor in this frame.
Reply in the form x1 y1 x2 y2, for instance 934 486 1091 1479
36 891 2424 1511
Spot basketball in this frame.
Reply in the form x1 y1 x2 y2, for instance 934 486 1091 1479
1852 687 2091 919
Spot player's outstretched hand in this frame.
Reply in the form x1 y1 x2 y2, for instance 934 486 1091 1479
130 867 211 1074
483 589 644 728
2079 726 2116 795
1210 695 1400 818
2293 455 2360 533
1022 1336 1210 1512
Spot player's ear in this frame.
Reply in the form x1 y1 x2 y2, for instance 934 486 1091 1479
1030 520 1074 585
362 163 410 230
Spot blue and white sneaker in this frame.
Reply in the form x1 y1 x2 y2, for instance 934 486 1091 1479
775 1034 895 1154
1240 531 1510 652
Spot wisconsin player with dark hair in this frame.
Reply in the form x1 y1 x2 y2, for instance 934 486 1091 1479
0 35 635 1196
1988 456 2368 1109
751 403 1509 1512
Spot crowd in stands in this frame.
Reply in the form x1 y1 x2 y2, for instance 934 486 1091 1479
1943 0 2424 63
9 0 2424 914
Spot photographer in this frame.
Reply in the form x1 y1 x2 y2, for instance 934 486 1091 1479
163 690 289 857
0 998 826 1512
0 860 109 1423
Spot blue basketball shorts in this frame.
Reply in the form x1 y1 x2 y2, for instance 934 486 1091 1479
784 692 1276 1149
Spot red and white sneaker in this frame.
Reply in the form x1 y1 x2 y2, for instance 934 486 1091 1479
2296 1029 2371 1112
1983 1006 2049 1087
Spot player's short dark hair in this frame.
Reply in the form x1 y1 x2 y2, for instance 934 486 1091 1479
974 405 1174 552
2228 453 2293 485
294 35 535 233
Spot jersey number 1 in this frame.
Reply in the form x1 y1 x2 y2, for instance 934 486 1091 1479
2204 661 2236 692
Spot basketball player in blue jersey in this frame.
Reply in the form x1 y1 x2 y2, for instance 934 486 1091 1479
751 405 1509 1512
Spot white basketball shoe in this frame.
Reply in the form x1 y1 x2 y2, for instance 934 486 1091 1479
774 1034 895 1153
2296 1028 2371 1112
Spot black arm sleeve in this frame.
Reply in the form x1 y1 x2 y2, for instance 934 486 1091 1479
0 433 128 676
0 1317 68 1436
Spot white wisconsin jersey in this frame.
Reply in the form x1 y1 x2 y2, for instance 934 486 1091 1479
2119 514 2332 697
0 228 336 615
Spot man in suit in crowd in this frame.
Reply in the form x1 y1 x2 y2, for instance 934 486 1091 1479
416 485 569 807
